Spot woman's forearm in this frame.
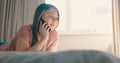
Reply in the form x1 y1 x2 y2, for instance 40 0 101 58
25 40 47 51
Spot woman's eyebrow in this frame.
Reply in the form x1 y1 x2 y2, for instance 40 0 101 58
46 12 52 14
46 13 53 15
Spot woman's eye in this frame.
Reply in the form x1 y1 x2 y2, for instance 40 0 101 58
48 15 53 18
47 15 54 19
46 15 58 21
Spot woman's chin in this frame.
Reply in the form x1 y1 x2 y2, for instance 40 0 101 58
50 29 55 32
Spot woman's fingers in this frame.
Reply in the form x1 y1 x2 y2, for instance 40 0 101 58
46 25 51 32
48 27 51 32
49 28 51 32
44 25 48 31
44 24 51 32
40 22 51 32
38 21 50 40
41 22 46 31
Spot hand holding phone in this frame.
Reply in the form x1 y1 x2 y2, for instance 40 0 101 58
40 18 51 32
38 19 51 41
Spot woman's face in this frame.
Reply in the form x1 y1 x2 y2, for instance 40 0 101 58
41 8 59 31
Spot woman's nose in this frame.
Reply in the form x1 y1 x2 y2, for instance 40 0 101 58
47 20 54 26
50 22 55 26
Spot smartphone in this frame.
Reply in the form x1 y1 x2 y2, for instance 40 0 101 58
39 18 51 32
40 18 45 24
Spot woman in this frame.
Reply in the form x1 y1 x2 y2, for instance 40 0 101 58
0 3 59 51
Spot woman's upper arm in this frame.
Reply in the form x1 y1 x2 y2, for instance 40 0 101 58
15 39 30 51
15 26 31 51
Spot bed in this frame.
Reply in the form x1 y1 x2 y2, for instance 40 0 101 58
0 50 120 63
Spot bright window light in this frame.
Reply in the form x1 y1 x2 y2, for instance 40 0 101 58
45 0 112 35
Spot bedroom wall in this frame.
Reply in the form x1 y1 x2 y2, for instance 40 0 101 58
58 34 113 53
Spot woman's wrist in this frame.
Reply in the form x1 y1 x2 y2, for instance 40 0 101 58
38 39 47 43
